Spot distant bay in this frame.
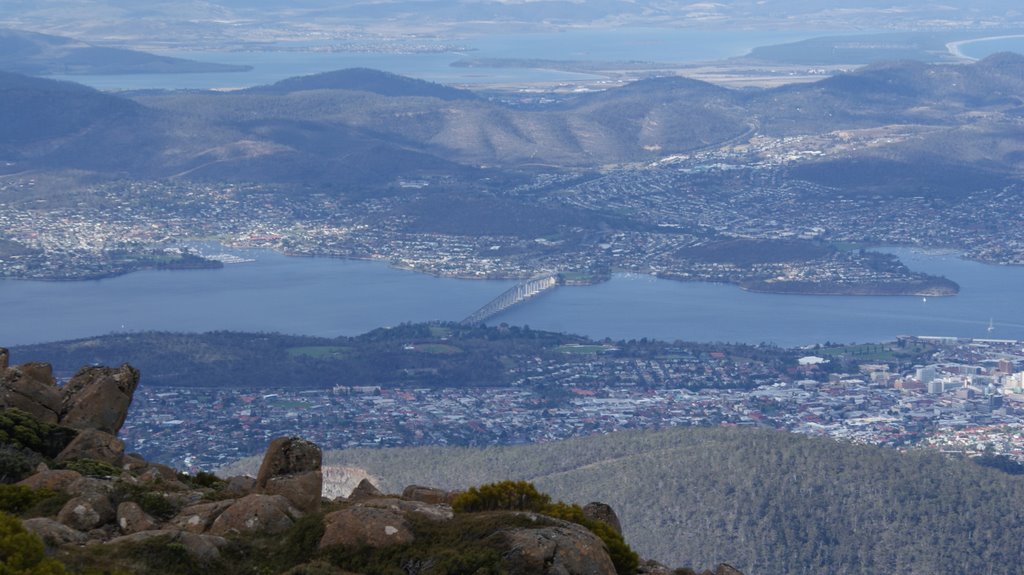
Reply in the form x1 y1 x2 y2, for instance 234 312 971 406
46 28 813 91
954 35 1024 60
1 248 1022 348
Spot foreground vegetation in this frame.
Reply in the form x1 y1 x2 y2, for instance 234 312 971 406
305 427 1024 575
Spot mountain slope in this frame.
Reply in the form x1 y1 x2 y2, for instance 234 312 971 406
0 27 250 75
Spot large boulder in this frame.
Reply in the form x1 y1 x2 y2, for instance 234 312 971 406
208 494 300 536
402 485 453 505
254 437 323 513
1 361 63 424
116 501 159 534
60 364 140 434
55 428 125 465
492 518 617 575
17 469 83 493
57 492 116 531
168 500 236 533
583 502 622 536
319 506 414 550
22 517 89 550
108 530 228 564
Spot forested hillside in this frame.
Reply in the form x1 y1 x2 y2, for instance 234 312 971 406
259 428 1024 575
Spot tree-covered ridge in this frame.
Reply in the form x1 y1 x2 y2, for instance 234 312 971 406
310 427 1024 575
10 324 801 389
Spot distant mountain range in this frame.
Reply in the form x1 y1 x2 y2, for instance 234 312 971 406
2 54 1023 195
0 28 250 75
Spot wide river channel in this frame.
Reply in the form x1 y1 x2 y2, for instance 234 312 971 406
1 248 1022 347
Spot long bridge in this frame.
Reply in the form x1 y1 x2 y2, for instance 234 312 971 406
461 272 560 326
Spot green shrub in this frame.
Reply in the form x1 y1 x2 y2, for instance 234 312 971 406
177 471 225 490
455 482 639 575
450 480 551 513
0 512 67 574
60 459 119 478
0 485 58 516
0 409 77 459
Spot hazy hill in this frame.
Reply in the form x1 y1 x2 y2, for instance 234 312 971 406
248 68 478 101
0 27 250 75
272 427 1024 575
4 55 1024 193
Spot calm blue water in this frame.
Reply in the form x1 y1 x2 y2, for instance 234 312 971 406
1 249 1022 347
46 28 812 91
957 35 1024 60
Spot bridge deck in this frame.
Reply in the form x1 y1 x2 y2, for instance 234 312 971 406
461 273 560 325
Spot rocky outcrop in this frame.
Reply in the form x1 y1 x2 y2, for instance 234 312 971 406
255 436 323 513
319 506 414 550
348 478 384 500
0 361 62 424
59 364 140 434
583 501 622 536
492 517 618 575
1 353 139 437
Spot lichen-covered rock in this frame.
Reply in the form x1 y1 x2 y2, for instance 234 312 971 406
55 428 125 465
57 492 116 531
168 499 236 533
22 517 89 550
255 437 323 513
117 501 159 534
208 494 300 536
319 506 414 550
492 518 617 575
17 469 83 493
60 364 140 434
108 530 228 564
583 502 622 536
0 361 62 424
715 564 744 575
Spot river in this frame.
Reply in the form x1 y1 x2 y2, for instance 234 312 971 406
1 248 1022 348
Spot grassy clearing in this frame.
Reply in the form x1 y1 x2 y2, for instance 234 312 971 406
286 346 351 359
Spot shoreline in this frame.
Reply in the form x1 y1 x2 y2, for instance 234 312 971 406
946 34 1024 61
